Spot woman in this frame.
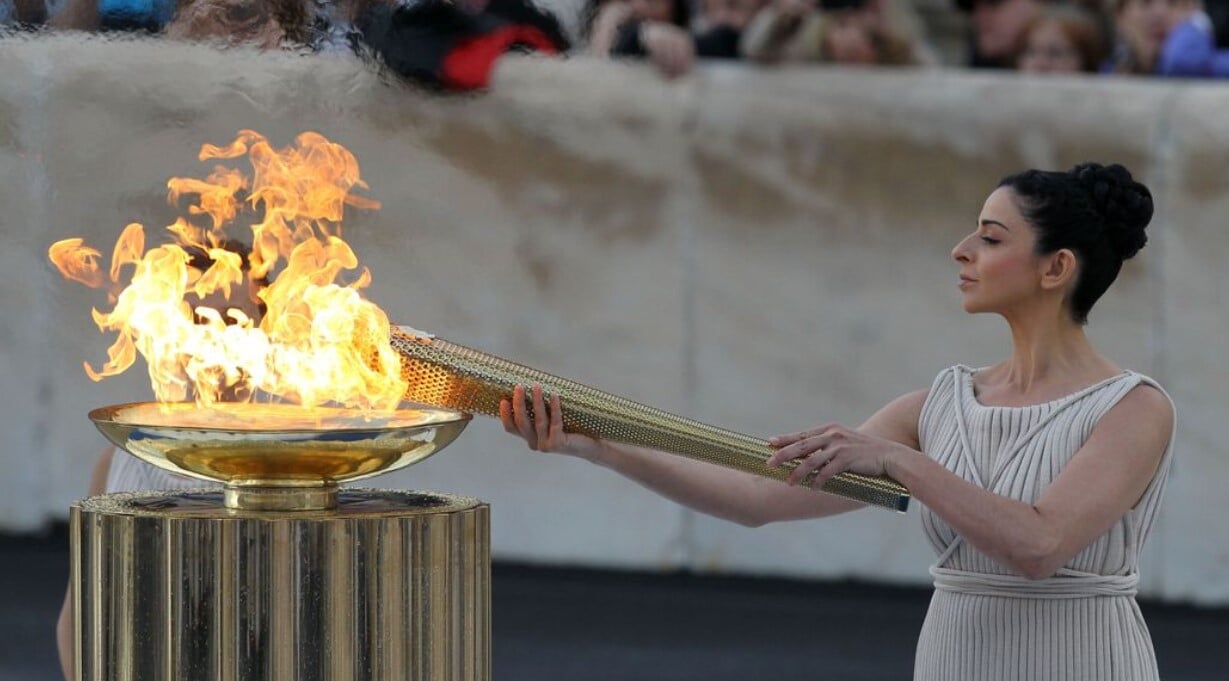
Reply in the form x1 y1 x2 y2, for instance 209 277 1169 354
1017 5 1107 73
501 162 1175 681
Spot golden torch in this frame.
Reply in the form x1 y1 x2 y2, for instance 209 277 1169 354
388 327 911 512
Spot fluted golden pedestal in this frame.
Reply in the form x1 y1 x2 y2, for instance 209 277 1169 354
70 488 490 681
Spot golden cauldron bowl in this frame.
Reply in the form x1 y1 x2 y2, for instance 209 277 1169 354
89 401 472 511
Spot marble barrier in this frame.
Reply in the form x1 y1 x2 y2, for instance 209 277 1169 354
1 35 1225 603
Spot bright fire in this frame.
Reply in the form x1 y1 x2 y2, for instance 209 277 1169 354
48 130 407 411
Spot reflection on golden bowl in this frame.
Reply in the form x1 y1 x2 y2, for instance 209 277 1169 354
89 402 471 511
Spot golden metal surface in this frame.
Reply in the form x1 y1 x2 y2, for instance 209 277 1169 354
390 327 910 512
89 402 470 510
72 489 491 681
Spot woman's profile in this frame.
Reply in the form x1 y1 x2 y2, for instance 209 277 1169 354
501 162 1175 681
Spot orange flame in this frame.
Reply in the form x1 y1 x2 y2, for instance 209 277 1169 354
48 238 105 288
48 131 405 411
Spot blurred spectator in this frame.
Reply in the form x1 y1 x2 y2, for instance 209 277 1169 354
871 0 940 64
1155 0 1229 75
49 0 369 48
49 0 175 30
585 0 689 55
694 0 764 56
741 0 916 64
1104 0 1170 73
100 0 175 31
1017 5 1106 72
2 0 49 26
956 0 1048 68
164 0 293 46
595 0 765 77
356 0 568 90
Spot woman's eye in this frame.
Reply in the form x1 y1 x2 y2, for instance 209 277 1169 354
980 236 1000 245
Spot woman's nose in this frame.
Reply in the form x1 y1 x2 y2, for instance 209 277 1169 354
951 235 972 263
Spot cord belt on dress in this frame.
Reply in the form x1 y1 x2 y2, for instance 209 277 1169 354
930 566 1139 599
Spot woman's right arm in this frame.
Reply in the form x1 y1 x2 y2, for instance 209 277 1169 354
502 384 926 527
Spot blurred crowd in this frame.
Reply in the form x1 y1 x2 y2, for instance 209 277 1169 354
3 0 1229 82
583 0 1229 76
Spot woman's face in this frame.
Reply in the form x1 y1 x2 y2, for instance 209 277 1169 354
1018 20 1083 73
1116 0 1174 69
629 0 677 23
951 188 1052 316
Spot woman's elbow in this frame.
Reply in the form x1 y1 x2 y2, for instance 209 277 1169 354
728 509 768 528
1011 538 1066 580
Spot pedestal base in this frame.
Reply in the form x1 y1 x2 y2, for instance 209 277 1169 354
70 489 490 681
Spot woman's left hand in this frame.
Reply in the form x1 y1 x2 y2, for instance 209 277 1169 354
766 423 909 486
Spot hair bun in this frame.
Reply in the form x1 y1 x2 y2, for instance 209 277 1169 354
1071 162 1152 260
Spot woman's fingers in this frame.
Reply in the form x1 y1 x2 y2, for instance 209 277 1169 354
499 398 517 434
786 446 833 485
531 384 550 448
504 384 571 453
510 384 538 449
505 386 596 458
769 423 840 448
548 393 565 449
767 432 833 467
812 450 848 486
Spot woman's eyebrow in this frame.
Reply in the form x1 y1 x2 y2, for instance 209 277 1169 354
980 219 1010 231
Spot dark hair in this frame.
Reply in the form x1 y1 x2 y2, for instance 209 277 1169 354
998 162 1152 324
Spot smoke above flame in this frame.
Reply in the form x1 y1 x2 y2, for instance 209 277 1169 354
48 130 407 411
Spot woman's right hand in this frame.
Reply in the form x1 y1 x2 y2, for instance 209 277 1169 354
500 384 603 460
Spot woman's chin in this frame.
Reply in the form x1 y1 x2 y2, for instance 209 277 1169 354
960 297 987 314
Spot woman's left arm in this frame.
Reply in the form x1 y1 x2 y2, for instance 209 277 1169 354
770 384 1173 579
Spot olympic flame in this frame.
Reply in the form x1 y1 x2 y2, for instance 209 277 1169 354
48 130 406 411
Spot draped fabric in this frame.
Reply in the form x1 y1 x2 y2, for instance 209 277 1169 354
915 366 1175 681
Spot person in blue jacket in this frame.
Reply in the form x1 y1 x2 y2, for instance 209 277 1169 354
1156 0 1229 77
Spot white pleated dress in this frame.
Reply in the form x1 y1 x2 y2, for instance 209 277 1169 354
914 365 1175 681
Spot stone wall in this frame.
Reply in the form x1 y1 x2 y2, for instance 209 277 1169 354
2 36 1226 604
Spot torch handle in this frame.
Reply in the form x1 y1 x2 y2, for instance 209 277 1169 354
390 328 910 512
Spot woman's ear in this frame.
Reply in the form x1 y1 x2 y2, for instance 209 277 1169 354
1040 248 1078 292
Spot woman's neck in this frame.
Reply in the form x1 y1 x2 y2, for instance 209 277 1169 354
989 306 1117 395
